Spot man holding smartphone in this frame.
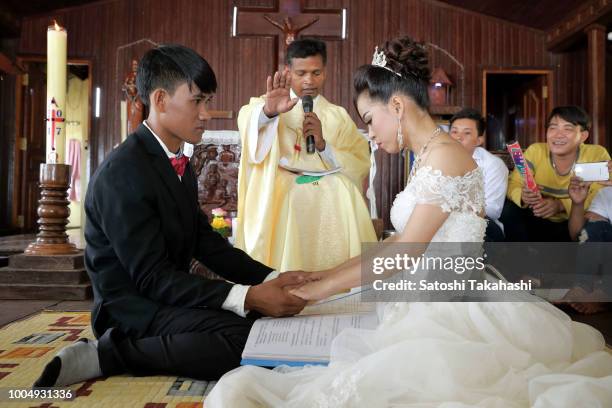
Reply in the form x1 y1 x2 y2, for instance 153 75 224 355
502 106 611 242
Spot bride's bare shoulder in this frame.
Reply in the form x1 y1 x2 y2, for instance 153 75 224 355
422 138 478 177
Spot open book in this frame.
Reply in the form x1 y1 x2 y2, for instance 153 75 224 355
278 158 342 177
299 288 375 315
241 289 378 367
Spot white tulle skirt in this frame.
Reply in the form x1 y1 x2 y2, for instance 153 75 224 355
206 301 612 407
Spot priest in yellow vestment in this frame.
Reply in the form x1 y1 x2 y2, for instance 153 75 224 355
235 38 376 272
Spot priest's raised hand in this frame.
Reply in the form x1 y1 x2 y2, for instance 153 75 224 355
263 69 299 117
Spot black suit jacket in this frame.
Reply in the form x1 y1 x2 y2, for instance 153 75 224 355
84 124 272 337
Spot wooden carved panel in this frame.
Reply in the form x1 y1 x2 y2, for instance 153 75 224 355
190 133 241 219
189 132 241 278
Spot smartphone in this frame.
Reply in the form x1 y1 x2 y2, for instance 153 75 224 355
574 161 610 182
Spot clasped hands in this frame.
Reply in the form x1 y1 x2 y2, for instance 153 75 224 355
244 270 333 317
262 69 325 152
521 187 563 218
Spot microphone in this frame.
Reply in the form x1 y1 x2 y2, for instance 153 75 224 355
302 95 315 154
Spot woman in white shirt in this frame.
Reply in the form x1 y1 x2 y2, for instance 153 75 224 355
569 174 612 242
567 168 612 314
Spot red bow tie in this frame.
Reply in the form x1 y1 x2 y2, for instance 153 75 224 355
170 155 189 177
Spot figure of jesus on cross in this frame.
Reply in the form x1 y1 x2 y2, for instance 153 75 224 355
263 15 319 46
233 0 346 70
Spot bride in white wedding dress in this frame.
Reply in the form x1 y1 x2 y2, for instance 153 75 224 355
207 37 612 407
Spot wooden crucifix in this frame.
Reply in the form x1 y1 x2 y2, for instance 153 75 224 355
232 0 346 70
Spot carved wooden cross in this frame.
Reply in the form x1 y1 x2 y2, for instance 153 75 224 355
232 0 346 70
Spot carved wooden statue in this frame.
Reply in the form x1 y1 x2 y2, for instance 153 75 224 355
219 144 236 163
122 59 144 135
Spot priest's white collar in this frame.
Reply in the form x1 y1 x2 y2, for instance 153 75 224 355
290 89 320 107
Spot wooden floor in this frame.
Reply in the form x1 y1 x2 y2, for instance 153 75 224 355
0 233 92 327
0 299 92 328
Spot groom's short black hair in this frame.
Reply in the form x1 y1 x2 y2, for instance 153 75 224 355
286 38 327 66
136 44 217 108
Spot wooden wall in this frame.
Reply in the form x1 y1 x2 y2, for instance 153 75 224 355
0 72 16 231
555 44 588 114
14 0 592 228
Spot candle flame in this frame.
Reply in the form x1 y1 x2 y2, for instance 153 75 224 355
53 20 61 31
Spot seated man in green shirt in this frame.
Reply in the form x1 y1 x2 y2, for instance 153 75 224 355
501 105 611 242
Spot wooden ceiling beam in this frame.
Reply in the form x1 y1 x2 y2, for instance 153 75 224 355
546 0 612 51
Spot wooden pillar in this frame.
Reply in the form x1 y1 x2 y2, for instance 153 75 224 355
585 24 606 146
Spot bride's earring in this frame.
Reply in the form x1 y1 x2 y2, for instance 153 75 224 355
396 117 404 150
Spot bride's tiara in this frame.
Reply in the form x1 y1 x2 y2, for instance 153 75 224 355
371 46 402 78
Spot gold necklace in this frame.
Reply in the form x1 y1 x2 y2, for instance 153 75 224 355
408 127 441 181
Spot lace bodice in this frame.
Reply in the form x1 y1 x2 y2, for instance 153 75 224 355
390 166 486 242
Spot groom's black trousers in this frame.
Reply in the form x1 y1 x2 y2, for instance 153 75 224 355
96 306 255 381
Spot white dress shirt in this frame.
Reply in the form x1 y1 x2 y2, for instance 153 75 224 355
472 147 509 222
588 187 612 222
144 121 278 317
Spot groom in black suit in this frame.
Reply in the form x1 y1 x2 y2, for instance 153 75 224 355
35 44 307 387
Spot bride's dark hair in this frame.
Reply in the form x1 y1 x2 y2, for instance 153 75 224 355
353 36 431 110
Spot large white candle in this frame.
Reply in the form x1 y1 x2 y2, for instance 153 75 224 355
46 21 67 164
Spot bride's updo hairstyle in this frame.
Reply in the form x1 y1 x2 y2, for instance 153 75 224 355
354 36 431 110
